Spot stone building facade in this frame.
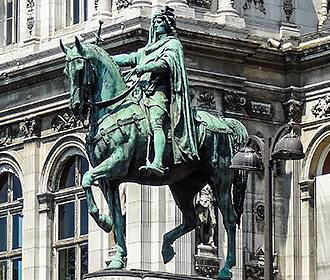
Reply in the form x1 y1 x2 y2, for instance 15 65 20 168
0 0 330 280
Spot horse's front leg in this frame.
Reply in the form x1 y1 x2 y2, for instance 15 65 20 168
83 146 131 269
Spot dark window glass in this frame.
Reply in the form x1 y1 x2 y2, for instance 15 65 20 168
13 176 22 201
0 217 7 252
0 174 8 204
12 214 22 249
80 199 88 235
60 157 76 189
58 247 75 280
0 260 7 280
80 244 88 280
12 258 21 280
322 151 330 175
6 1 13 45
58 202 75 240
83 0 88 21
73 0 80 24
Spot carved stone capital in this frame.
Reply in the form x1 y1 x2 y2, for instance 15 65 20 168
283 97 303 122
311 94 330 118
37 192 55 213
19 117 41 138
299 179 314 202
52 111 84 131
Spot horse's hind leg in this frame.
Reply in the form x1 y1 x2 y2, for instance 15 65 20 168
162 175 204 264
209 167 237 280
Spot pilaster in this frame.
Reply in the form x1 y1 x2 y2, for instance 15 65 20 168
21 131 41 280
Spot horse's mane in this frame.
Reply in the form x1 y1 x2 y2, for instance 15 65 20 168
82 43 118 70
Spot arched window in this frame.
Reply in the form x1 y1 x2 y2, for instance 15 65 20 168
0 168 23 280
322 150 330 175
53 155 89 280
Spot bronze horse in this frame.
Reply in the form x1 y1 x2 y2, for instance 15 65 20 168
61 37 248 279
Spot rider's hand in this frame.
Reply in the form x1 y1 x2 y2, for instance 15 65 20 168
135 65 146 77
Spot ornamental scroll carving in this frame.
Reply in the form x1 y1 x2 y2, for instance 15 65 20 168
52 111 84 131
26 0 35 35
311 94 330 118
197 92 216 110
0 126 13 147
116 0 132 10
19 117 41 138
243 0 266 14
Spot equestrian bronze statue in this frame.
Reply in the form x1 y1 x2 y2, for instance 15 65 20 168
61 6 248 280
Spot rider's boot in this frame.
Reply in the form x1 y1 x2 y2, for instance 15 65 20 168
148 127 167 176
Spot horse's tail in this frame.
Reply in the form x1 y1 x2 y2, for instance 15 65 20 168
223 118 249 227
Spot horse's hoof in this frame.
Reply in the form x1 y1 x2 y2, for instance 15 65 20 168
162 245 176 264
218 267 232 280
107 258 124 269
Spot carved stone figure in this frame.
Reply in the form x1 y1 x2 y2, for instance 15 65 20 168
60 6 249 279
195 185 217 247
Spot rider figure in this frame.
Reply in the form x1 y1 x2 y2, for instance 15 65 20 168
113 6 199 176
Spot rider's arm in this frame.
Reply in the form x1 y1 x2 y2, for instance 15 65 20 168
112 53 137 67
136 59 169 77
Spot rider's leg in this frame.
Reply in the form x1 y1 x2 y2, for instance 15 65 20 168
148 106 167 175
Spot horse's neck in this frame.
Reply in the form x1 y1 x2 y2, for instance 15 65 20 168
96 67 127 102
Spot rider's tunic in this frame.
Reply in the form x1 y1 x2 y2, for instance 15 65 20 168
113 36 199 164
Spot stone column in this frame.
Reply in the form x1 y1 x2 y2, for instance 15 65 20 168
95 0 112 16
216 0 245 28
37 192 54 280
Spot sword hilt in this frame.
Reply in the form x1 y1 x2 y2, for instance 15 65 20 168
94 20 104 45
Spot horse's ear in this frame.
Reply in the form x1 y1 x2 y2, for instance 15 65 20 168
75 36 84 54
60 39 68 54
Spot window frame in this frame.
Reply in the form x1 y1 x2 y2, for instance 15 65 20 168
0 169 23 280
53 155 89 280
0 0 20 47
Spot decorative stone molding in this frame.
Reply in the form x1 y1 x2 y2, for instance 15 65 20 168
223 91 246 113
283 97 303 122
254 201 265 223
187 0 212 9
245 100 274 120
243 0 266 14
245 247 278 280
95 0 100 10
26 0 35 35
197 92 216 110
116 0 132 10
194 245 221 277
299 179 314 202
51 111 84 131
283 0 293 22
311 94 330 118
19 117 41 138
0 126 13 147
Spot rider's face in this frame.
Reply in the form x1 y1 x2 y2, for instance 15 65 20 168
154 17 167 38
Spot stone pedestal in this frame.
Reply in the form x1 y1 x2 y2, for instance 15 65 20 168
83 269 210 280
194 244 221 278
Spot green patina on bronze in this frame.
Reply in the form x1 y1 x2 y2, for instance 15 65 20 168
61 6 249 279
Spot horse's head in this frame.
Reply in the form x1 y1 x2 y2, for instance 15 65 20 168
60 37 96 116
